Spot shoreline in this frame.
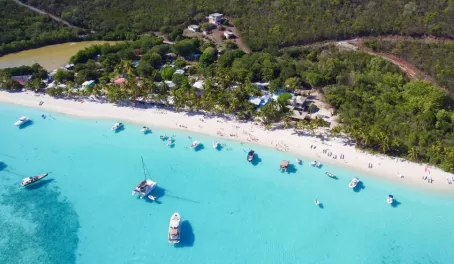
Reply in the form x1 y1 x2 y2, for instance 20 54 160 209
2 91 454 194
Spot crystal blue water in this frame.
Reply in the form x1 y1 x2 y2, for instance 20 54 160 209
1 102 454 264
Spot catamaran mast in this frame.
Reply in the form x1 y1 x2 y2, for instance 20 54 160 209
141 156 146 180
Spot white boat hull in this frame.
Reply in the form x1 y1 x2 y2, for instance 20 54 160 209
168 212 181 244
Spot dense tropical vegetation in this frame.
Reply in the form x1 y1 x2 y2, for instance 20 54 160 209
2 35 454 172
0 0 82 56
365 38 454 94
19 0 454 51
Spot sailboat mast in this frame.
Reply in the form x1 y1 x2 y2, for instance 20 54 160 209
141 156 146 180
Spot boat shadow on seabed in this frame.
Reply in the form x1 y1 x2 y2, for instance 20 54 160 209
353 181 366 193
19 120 34 130
174 220 195 248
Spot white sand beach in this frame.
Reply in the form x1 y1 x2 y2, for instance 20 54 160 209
2 91 454 193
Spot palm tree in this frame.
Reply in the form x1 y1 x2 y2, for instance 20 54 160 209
407 146 419 161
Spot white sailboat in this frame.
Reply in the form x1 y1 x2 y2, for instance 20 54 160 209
168 212 181 244
131 157 157 200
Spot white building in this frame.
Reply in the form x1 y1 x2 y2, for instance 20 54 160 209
208 13 223 24
187 25 200 32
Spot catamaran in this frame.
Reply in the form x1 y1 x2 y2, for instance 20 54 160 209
131 157 157 200
21 173 48 187
168 212 181 244
14 116 30 126
111 122 123 131
349 178 360 188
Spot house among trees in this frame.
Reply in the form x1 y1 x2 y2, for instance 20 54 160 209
187 25 200 32
208 13 223 25
287 95 309 121
11 75 32 86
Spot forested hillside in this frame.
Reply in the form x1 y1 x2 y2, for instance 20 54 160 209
0 0 80 56
20 0 454 51
365 39 454 94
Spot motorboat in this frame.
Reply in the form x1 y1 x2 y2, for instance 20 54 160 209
168 212 181 244
160 135 168 140
111 122 123 131
167 137 173 146
132 157 158 199
191 141 200 148
296 158 301 164
14 116 30 126
247 150 255 162
212 141 219 149
325 172 336 178
387 195 394 205
21 173 48 187
315 199 320 206
280 160 289 172
141 126 150 133
311 161 316 166
349 178 360 188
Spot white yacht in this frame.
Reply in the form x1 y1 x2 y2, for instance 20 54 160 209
349 178 360 188
325 172 336 178
212 141 219 149
14 116 30 126
387 195 394 205
111 122 123 131
168 212 181 244
21 173 48 187
191 141 200 148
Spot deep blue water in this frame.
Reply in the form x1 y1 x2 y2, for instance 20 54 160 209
1 103 454 264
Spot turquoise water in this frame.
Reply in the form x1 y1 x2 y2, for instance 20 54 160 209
1 103 454 264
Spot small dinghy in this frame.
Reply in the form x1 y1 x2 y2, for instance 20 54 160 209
21 173 48 187
325 172 336 178
160 135 168 140
311 161 321 167
296 158 301 164
349 178 360 189
315 199 320 206
247 150 255 162
140 126 150 133
191 141 200 148
387 195 394 205
14 116 30 126
212 141 219 149
111 122 123 131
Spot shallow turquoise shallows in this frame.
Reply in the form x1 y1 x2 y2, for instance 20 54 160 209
1 103 454 264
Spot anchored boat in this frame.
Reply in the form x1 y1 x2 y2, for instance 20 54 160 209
14 116 30 126
247 150 255 162
280 160 289 172
168 212 181 244
191 141 200 148
132 157 157 200
387 195 394 205
349 178 360 189
21 173 48 187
